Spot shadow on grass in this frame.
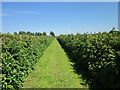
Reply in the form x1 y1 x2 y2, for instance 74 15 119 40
57 40 119 90
57 41 89 87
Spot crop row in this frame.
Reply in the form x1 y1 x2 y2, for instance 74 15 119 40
57 31 120 89
1 33 54 89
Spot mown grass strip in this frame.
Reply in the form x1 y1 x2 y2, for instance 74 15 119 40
22 38 87 88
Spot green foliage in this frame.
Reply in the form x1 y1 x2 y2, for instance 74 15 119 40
23 39 87 88
14 32 17 34
1 33 54 89
27 31 31 35
50 31 55 36
19 31 26 35
57 31 120 88
18 31 44 36
43 32 47 36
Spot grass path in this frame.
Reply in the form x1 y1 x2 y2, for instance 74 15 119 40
22 38 87 88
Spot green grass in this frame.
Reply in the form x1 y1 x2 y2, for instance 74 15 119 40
22 38 88 88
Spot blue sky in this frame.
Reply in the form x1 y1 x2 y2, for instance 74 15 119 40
2 2 118 35
2 0 120 2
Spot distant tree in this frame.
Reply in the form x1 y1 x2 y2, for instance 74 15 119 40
19 31 26 35
31 32 34 35
36 32 42 36
109 27 116 33
37 32 39 36
27 31 31 35
112 27 116 31
14 32 17 34
35 32 38 36
43 32 47 36
19 31 22 34
37 32 40 36
39 32 42 35
50 31 55 36
35 32 42 36
21 31 24 34
29 32 31 35
23 31 26 35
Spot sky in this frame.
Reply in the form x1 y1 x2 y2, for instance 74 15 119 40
2 2 118 35
2 0 120 2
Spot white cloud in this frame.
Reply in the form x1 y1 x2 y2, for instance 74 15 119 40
1 11 39 16
0 13 9 16
16 11 39 15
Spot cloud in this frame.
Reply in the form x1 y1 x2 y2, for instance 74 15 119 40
16 11 39 15
1 10 39 16
0 13 9 16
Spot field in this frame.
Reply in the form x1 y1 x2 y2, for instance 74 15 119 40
22 39 87 88
1 30 120 89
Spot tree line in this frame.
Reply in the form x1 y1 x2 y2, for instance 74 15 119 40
14 31 55 36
